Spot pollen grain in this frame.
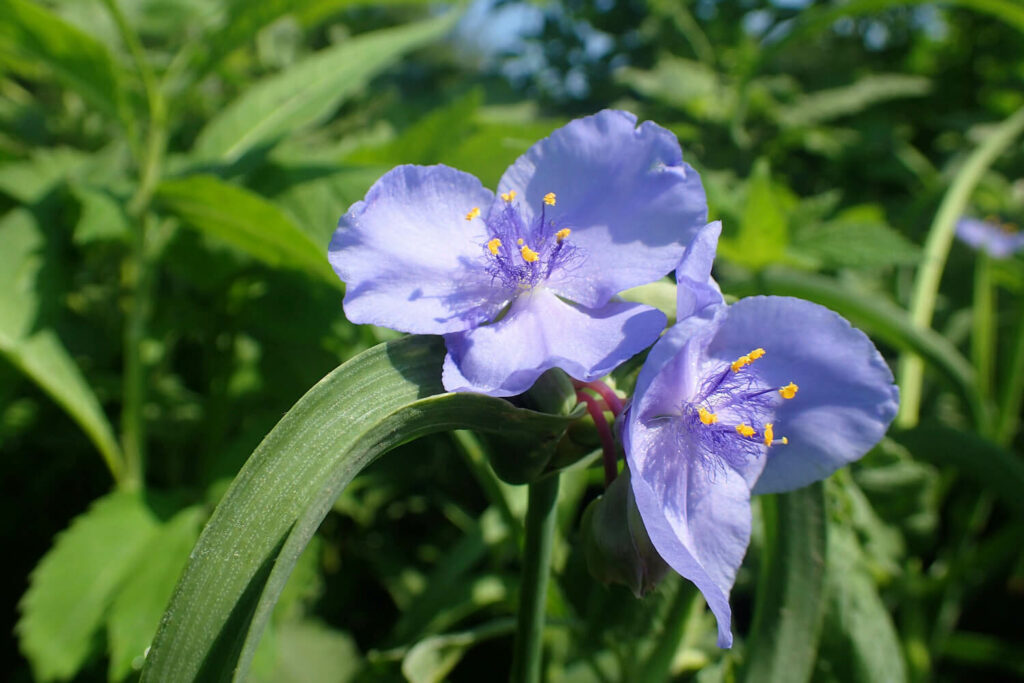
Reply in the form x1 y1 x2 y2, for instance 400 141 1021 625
465 207 480 221
543 192 557 206
487 238 502 255
779 382 799 399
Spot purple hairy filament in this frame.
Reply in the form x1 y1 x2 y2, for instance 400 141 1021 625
654 348 798 478
469 191 582 291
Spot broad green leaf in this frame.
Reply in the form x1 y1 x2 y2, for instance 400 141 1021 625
742 483 827 683
17 492 159 682
818 524 907 682
193 12 459 163
251 619 362 683
107 506 205 682
778 74 931 128
154 175 338 287
0 209 123 479
719 159 788 270
141 336 581 682
793 210 921 269
0 148 91 203
0 0 123 119
616 57 734 123
71 184 131 245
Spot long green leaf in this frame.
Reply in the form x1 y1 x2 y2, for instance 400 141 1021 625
742 483 827 683
193 13 458 163
154 175 338 287
0 209 124 480
0 0 124 119
141 336 580 682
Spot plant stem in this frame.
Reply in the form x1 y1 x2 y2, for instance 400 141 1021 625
997 307 1024 446
639 579 697 681
511 473 560 683
897 105 1024 428
971 252 995 435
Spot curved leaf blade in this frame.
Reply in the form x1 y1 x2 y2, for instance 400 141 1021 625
193 13 458 163
141 336 580 682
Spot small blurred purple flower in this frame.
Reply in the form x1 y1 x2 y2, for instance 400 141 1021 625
330 110 707 396
956 216 1024 259
623 223 899 647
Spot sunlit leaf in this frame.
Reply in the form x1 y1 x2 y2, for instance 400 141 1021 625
193 12 459 163
17 492 159 682
141 336 579 682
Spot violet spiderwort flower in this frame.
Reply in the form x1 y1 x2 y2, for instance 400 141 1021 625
329 110 708 396
623 223 899 647
956 216 1024 259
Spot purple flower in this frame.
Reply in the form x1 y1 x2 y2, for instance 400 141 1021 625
956 216 1024 259
329 110 707 396
623 223 899 647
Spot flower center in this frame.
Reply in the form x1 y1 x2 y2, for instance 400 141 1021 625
465 191 582 291
678 348 799 475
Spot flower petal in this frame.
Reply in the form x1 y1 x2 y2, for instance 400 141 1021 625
676 221 725 320
496 110 707 308
442 289 666 396
704 296 900 494
329 164 504 334
956 216 1024 259
625 310 766 647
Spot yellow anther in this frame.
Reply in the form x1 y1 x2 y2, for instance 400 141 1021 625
517 238 524 245
749 348 766 360
487 238 502 255
521 245 539 263
465 207 480 221
543 192 556 206
501 190 517 202
731 355 752 373
698 407 718 425
781 437 789 445
763 423 774 447
736 424 756 438
779 382 799 399
555 228 571 242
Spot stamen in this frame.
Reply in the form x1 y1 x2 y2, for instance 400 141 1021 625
517 238 524 245
732 348 766 372
779 382 798 399
543 192 556 206
763 423 774 446
736 424 756 438
749 348 766 360
487 238 502 255
781 437 789 445
555 228 571 242
501 190 517 203
465 207 480 221
698 407 718 425
521 245 539 262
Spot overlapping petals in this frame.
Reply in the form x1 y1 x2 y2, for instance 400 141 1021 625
329 110 707 396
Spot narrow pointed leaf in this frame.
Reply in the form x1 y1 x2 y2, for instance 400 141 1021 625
141 336 580 682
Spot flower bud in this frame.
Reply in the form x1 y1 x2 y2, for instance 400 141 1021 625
581 467 668 597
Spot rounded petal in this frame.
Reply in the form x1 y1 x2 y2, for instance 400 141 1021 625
329 164 504 334
625 421 752 649
496 110 707 308
676 221 725 320
442 289 666 396
704 297 900 494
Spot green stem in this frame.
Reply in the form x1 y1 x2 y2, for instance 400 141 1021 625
639 579 698 681
897 105 1024 429
511 474 560 683
997 307 1024 446
971 252 995 435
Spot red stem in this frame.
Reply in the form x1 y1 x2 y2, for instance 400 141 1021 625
576 390 618 485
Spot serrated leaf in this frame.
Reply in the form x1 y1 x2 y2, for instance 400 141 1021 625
0 0 123 119
141 336 580 682
793 219 921 268
742 483 827 683
107 506 205 682
154 175 338 287
719 159 788 269
17 492 159 682
193 13 459 163
0 209 123 478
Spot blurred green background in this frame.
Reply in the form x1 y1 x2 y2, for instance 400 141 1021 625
2 0 1023 680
